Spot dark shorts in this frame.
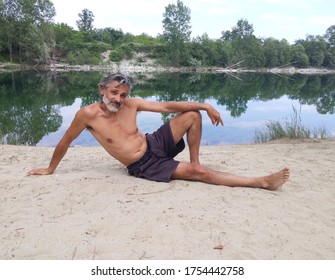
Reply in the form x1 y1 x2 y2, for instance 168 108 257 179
127 121 185 182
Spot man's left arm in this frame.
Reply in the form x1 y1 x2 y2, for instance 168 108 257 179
134 98 223 126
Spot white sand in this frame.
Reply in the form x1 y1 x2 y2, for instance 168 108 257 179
1 140 334 259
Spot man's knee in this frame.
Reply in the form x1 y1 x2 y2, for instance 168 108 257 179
183 110 202 123
185 163 209 180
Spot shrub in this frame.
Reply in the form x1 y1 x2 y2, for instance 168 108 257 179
254 106 332 142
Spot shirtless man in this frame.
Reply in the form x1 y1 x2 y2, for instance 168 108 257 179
29 73 290 190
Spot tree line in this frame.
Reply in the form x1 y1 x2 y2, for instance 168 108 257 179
1 0 335 69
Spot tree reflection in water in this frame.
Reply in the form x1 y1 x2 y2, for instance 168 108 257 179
0 71 334 145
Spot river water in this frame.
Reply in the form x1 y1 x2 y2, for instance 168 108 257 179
1 71 334 146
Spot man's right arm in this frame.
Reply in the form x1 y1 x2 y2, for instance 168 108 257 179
28 109 88 175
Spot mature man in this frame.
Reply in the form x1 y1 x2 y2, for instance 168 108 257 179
29 73 290 190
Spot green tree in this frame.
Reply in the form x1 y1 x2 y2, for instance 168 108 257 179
324 25 335 47
0 0 16 61
297 35 327 67
323 25 335 68
263 38 279 67
291 44 309 68
92 27 124 45
0 0 55 63
21 23 48 63
21 0 55 24
190 33 228 67
53 23 75 59
76 8 94 32
222 18 254 40
161 0 191 66
54 23 74 43
323 48 335 68
263 38 291 67
221 19 264 67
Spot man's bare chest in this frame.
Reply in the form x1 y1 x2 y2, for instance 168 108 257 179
88 114 138 142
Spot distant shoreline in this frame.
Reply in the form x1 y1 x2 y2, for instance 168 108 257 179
1 62 335 75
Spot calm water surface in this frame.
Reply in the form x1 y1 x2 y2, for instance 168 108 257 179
1 71 334 146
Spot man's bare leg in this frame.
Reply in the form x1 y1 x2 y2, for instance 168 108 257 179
172 163 290 190
169 111 202 165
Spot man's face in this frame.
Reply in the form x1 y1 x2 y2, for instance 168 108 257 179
100 81 129 112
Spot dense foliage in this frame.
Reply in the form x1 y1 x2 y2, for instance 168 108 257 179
1 0 335 69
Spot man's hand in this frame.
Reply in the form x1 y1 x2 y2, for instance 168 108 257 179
207 106 224 126
27 168 54 176
26 108 87 177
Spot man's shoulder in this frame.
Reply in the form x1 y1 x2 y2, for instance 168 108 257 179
124 97 146 107
76 102 101 118
125 97 142 104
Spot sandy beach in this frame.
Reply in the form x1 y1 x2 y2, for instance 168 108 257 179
1 140 334 260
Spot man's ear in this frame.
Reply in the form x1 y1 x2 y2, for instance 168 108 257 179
99 86 105 97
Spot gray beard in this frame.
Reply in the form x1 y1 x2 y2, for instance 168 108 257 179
102 95 121 112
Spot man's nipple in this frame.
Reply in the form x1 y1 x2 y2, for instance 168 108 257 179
107 138 112 143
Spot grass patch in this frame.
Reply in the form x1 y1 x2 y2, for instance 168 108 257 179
254 106 333 143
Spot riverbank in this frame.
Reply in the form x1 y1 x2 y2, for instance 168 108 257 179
37 63 335 75
1 140 334 259
1 61 335 75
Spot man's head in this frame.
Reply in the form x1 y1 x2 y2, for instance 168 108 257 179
98 73 132 112
98 73 132 94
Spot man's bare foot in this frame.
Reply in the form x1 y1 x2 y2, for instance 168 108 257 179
261 167 290 190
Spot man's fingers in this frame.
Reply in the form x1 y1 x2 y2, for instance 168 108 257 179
213 117 224 126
